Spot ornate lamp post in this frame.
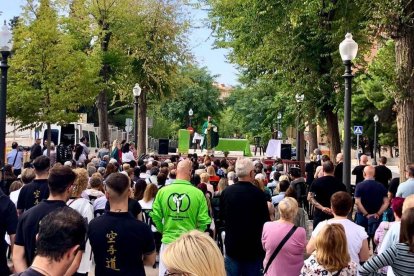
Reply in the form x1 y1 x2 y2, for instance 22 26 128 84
373 114 379 165
0 21 13 166
132 83 141 146
339 33 358 192
188 108 193 127
295 94 304 162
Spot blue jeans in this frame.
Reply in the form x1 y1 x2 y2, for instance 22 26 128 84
225 255 262 276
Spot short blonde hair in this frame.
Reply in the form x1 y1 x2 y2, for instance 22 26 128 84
200 172 210 183
162 230 226 276
278 197 298 221
279 174 290 182
72 168 88 197
315 224 350 272
122 163 131 171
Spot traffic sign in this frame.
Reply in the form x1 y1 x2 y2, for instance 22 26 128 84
353 126 363 135
125 118 133 133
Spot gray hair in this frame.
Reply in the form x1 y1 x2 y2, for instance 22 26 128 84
227 171 235 180
235 158 254 178
87 166 97 177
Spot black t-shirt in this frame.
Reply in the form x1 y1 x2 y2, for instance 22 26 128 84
375 165 392 188
17 180 49 212
220 181 270 261
389 177 400 197
305 161 317 184
310 176 347 217
12 267 44 276
352 165 367 184
105 198 142 218
89 212 155 276
0 190 18 275
15 200 68 266
334 162 344 182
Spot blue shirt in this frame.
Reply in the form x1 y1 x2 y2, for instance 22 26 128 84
396 178 414 198
6 149 23 170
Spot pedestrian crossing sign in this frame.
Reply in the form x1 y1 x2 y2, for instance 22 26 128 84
353 126 363 135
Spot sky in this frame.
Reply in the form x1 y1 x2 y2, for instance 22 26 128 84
0 0 239 86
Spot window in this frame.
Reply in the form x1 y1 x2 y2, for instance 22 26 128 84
89 131 96 148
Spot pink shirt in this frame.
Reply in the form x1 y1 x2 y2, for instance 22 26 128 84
262 221 306 276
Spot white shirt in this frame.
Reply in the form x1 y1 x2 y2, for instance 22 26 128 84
312 218 368 264
10 188 21 206
121 151 135 163
93 196 107 211
67 198 94 273
379 221 401 276
138 199 154 210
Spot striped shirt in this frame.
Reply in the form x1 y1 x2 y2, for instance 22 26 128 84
359 243 414 275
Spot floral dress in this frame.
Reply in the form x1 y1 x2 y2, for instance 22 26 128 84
300 255 357 276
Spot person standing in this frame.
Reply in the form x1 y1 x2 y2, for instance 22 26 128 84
202 115 219 156
375 156 393 188
334 152 344 182
0 187 18 275
79 136 90 159
220 158 269 276
16 156 50 215
151 159 211 276
355 166 389 251
13 166 78 273
352 154 369 185
308 160 347 228
396 163 414 198
89 173 155 276
29 138 42 162
7 142 23 177
15 208 87 276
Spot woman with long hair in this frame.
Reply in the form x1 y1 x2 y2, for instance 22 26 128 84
138 183 158 210
103 163 118 180
73 144 86 164
163 230 226 276
133 179 147 201
67 168 94 275
121 142 135 163
301 224 357 275
262 197 306 275
360 207 414 275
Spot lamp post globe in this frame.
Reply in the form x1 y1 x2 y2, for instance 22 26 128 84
132 83 141 145
373 114 379 165
0 20 13 167
295 94 304 103
339 33 358 193
188 108 193 127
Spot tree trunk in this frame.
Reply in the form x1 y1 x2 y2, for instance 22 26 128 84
308 120 318 154
395 21 414 181
47 122 51 157
137 90 147 155
325 110 341 160
97 90 109 143
96 22 111 145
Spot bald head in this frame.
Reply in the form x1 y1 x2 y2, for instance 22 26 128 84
176 159 192 181
403 195 414 213
363 165 375 179
336 153 343 163
360 155 368 165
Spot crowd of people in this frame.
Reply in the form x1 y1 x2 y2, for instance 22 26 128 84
1 138 414 276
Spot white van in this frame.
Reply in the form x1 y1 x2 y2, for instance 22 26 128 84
39 123 100 155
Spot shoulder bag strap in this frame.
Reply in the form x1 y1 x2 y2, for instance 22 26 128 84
12 150 19 167
263 225 297 274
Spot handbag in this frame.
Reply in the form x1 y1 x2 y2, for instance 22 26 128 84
262 225 297 274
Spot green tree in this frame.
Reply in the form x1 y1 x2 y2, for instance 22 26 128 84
207 0 369 159
162 65 223 132
8 0 99 153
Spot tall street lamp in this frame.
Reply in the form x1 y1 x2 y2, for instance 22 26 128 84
132 83 141 146
295 94 304 163
188 108 193 127
339 33 358 193
373 114 379 165
0 21 13 167
277 112 282 139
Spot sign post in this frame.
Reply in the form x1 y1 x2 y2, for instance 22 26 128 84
125 118 133 142
353 126 363 160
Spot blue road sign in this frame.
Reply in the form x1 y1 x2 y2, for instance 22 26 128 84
353 126 363 135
